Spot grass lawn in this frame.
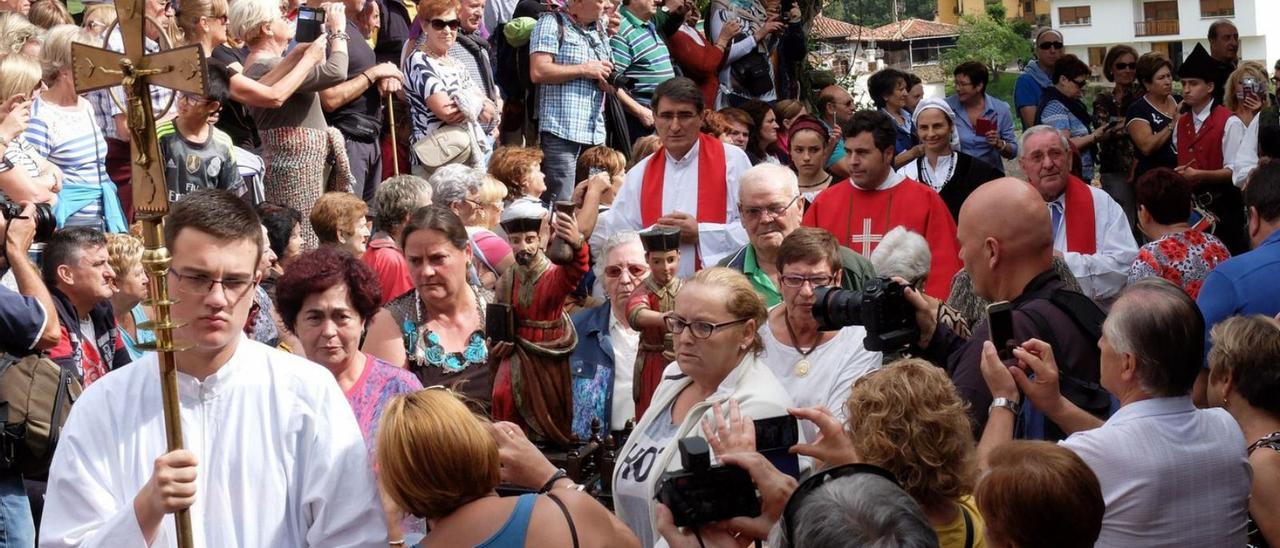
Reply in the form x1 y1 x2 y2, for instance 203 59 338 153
943 71 1019 108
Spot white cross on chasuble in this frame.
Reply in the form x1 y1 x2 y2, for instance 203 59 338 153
849 218 884 256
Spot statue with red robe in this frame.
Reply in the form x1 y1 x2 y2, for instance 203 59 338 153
626 227 682 418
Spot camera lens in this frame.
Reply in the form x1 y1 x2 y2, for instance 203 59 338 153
811 286 862 331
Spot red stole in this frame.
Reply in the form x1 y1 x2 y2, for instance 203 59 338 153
1062 176 1097 255
1176 105 1232 172
640 133 728 226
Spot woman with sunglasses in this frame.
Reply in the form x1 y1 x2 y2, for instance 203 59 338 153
1035 54 1107 181
613 267 795 547
1015 28 1064 129
1094 45 1142 236
402 0 495 172
275 246 424 542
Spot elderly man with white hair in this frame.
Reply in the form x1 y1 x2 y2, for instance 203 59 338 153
1019 125 1137 303
718 163 875 306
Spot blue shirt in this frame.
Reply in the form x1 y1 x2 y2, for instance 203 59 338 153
946 93 1018 172
1014 61 1054 120
821 118 846 168
1197 230 1280 366
1040 98 1095 180
883 107 916 154
0 285 47 355
531 11 610 145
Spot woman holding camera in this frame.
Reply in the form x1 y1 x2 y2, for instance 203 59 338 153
378 388 638 547
0 53 61 207
1223 62 1269 188
613 267 795 547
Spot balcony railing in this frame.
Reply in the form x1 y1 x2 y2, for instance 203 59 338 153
1135 19 1180 36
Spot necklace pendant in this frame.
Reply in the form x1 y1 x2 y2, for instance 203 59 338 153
795 359 811 377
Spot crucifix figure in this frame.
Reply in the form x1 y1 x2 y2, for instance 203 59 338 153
70 2 207 546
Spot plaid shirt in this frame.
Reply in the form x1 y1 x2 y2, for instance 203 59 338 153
105 29 176 122
531 11 609 146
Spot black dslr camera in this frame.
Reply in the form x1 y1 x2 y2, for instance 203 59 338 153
811 277 919 352
655 437 761 528
607 70 637 91
0 202 56 244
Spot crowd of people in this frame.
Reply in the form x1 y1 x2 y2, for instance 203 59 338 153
0 0 1277 544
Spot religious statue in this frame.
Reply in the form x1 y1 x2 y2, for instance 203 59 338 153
490 200 590 447
626 227 681 417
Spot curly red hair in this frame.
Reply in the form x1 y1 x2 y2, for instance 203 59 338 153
275 246 383 332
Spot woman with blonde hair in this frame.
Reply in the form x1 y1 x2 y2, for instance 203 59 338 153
29 25 125 232
233 0 350 247
0 52 61 205
0 11 41 56
377 388 638 546
81 4 117 38
613 267 796 547
27 0 71 28
105 232 154 360
1223 61 1269 187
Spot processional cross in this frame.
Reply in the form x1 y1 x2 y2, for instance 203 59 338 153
70 0 207 546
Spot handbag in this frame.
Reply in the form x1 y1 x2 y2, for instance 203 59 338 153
730 48 773 97
412 125 474 169
0 354 81 479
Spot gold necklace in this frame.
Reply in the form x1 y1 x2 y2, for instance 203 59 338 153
783 312 819 377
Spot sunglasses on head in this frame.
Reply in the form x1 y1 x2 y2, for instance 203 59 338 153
429 18 461 30
1114 62 1136 70
781 463 899 546
1038 41 1064 50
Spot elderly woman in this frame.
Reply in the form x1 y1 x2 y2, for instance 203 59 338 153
613 267 795 547
26 25 125 232
868 68 917 157
1036 54 1106 181
364 206 494 407
106 233 154 361
0 53 61 206
0 12 41 56
367 174 433 305
1207 315 1280 547
976 441 1104 548
871 227 932 290
429 164 487 227
787 116 833 203
233 0 349 248
275 246 423 541
1127 168 1230 298
310 191 371 260
759 228 881 443
896 98 1001 220
403 0 494 173
1223 62 1269 188
377 388 638 546
740 100 786 165
1127 52 1179 174
1095 45 1141 232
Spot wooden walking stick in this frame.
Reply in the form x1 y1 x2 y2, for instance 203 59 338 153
71 1 207 546
386 93 400 176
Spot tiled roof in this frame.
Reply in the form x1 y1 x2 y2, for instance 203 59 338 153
811 15 871 41
867 18 960 40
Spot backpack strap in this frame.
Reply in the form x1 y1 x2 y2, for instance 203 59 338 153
545 492 580 548
960 503 974 548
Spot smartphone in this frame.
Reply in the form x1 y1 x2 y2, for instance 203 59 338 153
295 6 326 43
987 301 1015 362
753 415 800 479
974 117 996 137
485 302 513 344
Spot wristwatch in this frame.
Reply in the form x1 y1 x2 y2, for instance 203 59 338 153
989 397 1021 417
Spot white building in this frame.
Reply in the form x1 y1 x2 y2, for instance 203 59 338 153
1048 0 1278 72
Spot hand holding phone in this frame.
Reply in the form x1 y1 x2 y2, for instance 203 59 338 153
295 6 326 43
987 301 1015 363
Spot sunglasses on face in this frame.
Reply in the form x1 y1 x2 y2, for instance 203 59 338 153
429 18 461 30
604 264 648 278
1038 41 1064 50
1114 62 1136 70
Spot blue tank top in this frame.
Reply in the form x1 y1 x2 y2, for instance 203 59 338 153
475 493 537 548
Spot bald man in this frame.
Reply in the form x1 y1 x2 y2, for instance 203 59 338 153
815 85 855 180
718 164 874 306
909 178 1110 440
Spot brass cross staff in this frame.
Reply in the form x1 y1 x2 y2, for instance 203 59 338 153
70 0 206 546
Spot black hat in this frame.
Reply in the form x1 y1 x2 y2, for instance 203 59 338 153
1178 43 1218 81
640 227 681 253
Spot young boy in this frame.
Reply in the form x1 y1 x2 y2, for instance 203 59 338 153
626 227 682 417
1175 43 1249 254
488 146 547 203
157 66 244 203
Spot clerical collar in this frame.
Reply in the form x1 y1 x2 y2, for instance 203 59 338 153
666 138 700 165
852 168 905 192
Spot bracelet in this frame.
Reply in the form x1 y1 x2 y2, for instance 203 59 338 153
362 72 375 86
327 30 349 41
538 468 568 493
388 540 406 546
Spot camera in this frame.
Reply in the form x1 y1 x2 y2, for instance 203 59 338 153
0 202 56 244
811 277 919 352
1240 77 1263 102
607 70 637 91
655 437 761 528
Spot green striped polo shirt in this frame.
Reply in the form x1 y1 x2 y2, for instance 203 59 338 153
610 7 676 106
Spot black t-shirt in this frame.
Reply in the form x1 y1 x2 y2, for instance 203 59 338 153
327 21 382 121
211 45 260 151
1126 95 1180 173
157 120 245 203
373 0 411 65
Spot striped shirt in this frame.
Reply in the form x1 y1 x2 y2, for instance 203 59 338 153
23 97 109 227
403 51 476 144
610 7 675 106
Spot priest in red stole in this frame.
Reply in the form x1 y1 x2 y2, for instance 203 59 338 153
803 110 962 298
609 77 752 278
490 200 590 447
1018 126 1137 303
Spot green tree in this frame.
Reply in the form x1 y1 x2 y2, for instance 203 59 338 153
941 13 1031 75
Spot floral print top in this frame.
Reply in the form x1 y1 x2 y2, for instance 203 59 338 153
1127 229 1231 298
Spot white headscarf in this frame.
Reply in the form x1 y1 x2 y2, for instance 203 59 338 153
911 97 961 150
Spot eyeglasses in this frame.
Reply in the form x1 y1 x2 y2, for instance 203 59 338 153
429 18 462 30
741 195 800 220
169 269 256 301
1072 78 1088 88
664 315 750 339
1038 41 1064 50
604 263 648 278
779 274 834 288
655 111 700 124
1114 62 1136 70
781 464 899 547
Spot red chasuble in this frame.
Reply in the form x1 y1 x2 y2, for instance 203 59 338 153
1061 176 1097 255
640 133 728 226
802 178 961 298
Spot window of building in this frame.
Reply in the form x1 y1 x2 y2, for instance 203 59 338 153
1087 47 1107 68
1200 0 1234 17
1059 5 1091 26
